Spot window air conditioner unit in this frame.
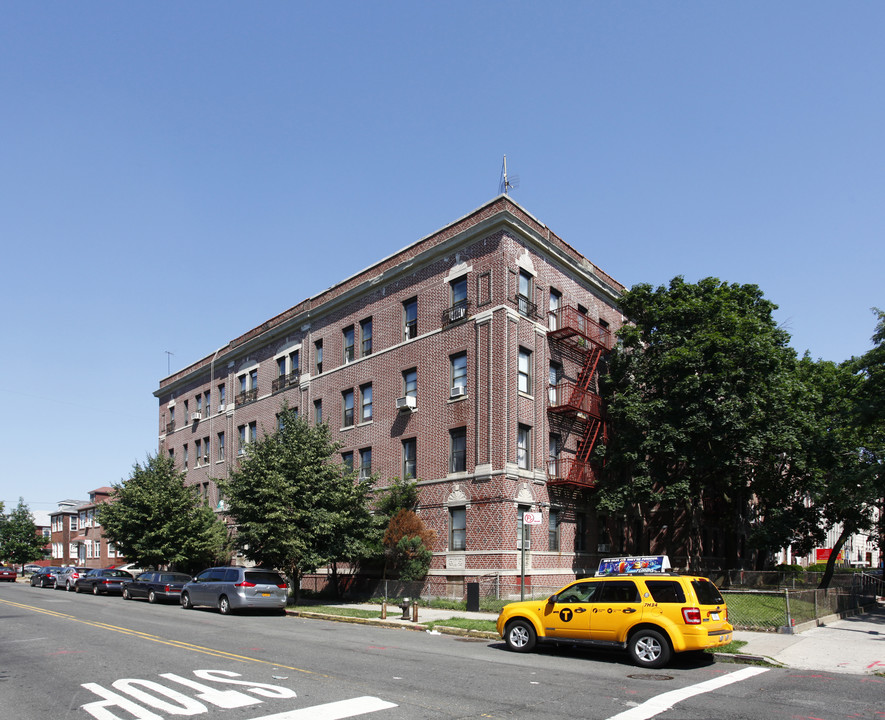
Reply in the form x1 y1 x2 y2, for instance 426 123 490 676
396 396 417 411
191 412 202 422
450 385 467 399
597 543 611 553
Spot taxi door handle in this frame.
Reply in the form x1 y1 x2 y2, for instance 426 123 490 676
622 608 638 614
574 608 586 613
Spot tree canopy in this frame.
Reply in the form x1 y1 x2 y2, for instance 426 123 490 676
0 498 46 567
100 453 229 572
598 277 799 570
219 407 376 603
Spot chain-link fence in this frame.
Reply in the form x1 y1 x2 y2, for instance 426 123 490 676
723 574 881 631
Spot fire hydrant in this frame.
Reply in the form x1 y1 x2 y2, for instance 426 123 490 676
399 597 411 620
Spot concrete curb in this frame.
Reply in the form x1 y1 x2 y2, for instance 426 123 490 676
284 609 499 639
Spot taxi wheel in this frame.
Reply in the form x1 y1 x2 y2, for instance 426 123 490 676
628 629 671 669
505 619 537 653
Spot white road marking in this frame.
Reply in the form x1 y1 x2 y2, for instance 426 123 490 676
250 696 398 719
606 666 770 720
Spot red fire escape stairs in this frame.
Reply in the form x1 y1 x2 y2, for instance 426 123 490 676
546 307 613 489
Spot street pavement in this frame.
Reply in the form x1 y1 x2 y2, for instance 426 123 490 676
301 599 885 675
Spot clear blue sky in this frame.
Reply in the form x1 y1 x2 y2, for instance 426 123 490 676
2 2 882 512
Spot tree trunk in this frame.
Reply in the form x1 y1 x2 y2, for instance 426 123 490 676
330 561 340 599
818 527 851 590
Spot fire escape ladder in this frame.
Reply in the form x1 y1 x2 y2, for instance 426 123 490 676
567 345 604 408
575 418 603 463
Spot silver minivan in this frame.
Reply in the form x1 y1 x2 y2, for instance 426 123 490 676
180 567 288 614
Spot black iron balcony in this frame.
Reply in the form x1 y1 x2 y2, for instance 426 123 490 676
272 371 300 393
235 388 258 406
442 300 470 326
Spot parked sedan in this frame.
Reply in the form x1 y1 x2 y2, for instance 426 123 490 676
0 566 17 582
122 572 192 603
55 566 92 592
29 566 63 588
74 568 133 595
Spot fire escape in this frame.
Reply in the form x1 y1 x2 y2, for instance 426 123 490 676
546 307 614 488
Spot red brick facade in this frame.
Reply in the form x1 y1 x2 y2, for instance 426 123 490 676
155 197 626 592
49 488 126 568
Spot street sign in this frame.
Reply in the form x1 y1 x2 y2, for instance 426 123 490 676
522 512 543 525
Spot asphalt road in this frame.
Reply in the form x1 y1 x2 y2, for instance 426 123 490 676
1 581 883 720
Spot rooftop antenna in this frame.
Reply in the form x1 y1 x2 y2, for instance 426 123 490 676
500 155 520 195
165 350 174 375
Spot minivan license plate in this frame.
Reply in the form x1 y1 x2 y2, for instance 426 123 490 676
261 592 271 597
710 612 720 620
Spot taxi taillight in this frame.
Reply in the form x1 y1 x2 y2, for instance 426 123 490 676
681 607 702 624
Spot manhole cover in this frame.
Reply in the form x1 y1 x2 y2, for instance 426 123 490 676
626 674 673 681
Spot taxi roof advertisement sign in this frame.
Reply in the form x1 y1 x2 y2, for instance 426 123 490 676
596 555 671 576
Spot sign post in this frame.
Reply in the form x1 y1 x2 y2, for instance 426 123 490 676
520 511 543 601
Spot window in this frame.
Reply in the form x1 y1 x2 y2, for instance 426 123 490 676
360 383 373 422
403 297 418 340
548 433 561 474
343 326 355 364
237 369 259 405
204 391 211 416
237 423 256 455
342 451 354 473
202 436 210 463
403 368 417 399
517 270 532 315
314 399 323 425
549 362 562 404
518 348 532 394
218 432 225 461
449 507 466 551
248 421 256 444
238 426 246 455
359 447 372 479
360 318 373 356
196 394 203 418
184 443 189 469
195 439 202 465
447 276 468 323
517 424 531 470
184 399 189 419
549 509 560 551
277 356 287 378
218 383 225 411
451 353 467 396
70 515 78 532
576 513 587 552
548 288 561 330
290 349 300 374
315 340 323 374
450 427 466 473
402 438 416 479
342 389 354 427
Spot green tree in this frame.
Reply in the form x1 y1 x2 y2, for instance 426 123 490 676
219 407 376 604
0 498 47 567
810 310 885 588
598 277 798 571
382 508 435 580
100 453 229 572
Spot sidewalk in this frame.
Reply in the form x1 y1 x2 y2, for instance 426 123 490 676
289 601 885 675
730 603 885 674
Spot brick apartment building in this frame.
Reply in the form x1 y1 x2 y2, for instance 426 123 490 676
154 196 625 593
49 488 125 568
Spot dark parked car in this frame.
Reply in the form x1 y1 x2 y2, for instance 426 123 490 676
123 572 192 603
0 566 17 582
75 568 133 595
30 566 63 588
181 567 288 614
55 566 92 591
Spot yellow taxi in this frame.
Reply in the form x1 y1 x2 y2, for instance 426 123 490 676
497 556 733 668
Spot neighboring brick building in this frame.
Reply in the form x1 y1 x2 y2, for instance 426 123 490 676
154 196 626 594
49 488 125 568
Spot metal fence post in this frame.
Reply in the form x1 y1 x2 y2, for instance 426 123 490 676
814 588 819 620
784 588 792 632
